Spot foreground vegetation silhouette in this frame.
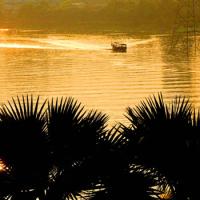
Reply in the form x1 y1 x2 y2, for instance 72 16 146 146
0 94 199 200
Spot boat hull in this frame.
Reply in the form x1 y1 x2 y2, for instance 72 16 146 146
111 42 127 52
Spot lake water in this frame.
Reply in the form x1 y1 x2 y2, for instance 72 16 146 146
0 29 200 126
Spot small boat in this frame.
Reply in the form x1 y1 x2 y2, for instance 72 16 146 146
111 42 127 52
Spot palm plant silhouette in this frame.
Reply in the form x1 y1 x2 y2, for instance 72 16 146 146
46 97 159 200
0 96 110 200
46 97 109 200
122 93 200 200
0 96 49 200
0 94 199 200
186 111 200 200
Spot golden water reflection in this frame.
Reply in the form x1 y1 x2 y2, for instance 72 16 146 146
1 31 200 126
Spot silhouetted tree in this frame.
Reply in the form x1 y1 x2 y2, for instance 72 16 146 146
45 97 109 199
0 96 50 200
1 94 199 200
0 0 180 32
122 93 200 199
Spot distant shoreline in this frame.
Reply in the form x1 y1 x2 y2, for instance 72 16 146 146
0 26 172 36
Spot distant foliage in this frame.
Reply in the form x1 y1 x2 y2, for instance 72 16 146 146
1 0 182 32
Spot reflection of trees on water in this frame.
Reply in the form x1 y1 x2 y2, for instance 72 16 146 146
159 36 193 98
170 0 200 56
160 35 198 62
170 34 200 57
159 35 195 63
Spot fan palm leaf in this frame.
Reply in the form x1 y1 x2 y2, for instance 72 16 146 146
122 93 194 199
0 95 49 200
47 97 108 166
46 97 109 200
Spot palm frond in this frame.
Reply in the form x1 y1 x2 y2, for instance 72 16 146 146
192 109 200 128
170 96 192 122
47 97 85 142
0 95 49 200
125 93 167 131
98 125 128 150
0 95 47 121
74 110 108 158
47 97 86 163
47 97 109 199
82 110 108 135
121 94 195 199
48 97 85 126
47 98 109 159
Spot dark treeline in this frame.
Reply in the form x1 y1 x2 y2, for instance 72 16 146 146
0 0 180 33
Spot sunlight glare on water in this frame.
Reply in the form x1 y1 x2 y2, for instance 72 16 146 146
40 37 106 50
1 30 200 126
0 159 7 172
0 42 44 49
